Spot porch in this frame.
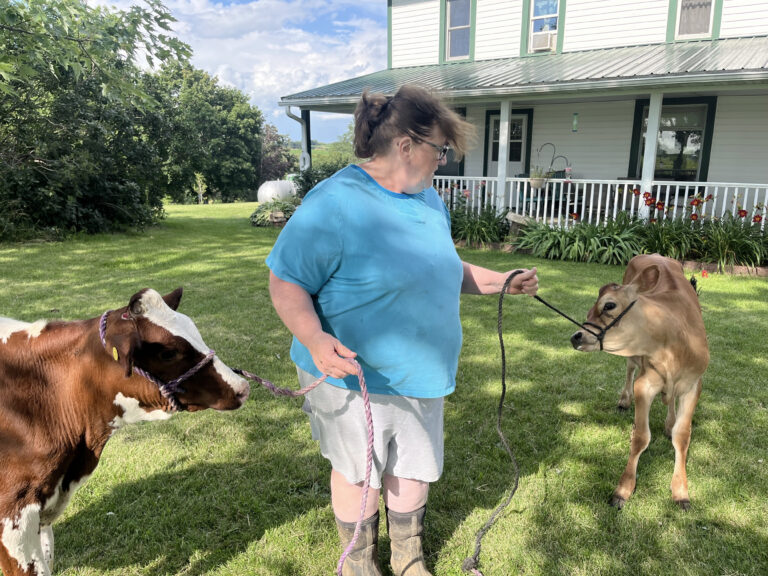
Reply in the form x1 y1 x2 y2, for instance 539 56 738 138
434 175 768 232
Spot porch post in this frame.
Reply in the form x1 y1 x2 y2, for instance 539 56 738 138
640 92 663 218
496 100 512 213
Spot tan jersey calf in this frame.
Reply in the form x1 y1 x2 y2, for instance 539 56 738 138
570 254 709 509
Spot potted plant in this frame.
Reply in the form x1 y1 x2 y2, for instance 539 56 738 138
529 166 551 190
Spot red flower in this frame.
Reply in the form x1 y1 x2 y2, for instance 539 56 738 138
690 198 701 207
643 192 651 199
645 198 655 206
570 213 579 220
754 215 763 223
650 218 657 223
702 270 709 278
705 194 713 201
738 209 748 218
691 214 699 221
656 201 665 210
462 189 470 198
633 187 641 196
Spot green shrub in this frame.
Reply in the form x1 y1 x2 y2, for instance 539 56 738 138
699 214 765 272
513 213 642 265
293 158 350 198
249 196 301 227
639 218 702 261
450 194 509 246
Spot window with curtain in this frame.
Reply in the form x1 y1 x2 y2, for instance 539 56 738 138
446 0 471 60
677 0 713 38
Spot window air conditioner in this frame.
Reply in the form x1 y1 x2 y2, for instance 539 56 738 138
531 31 554 52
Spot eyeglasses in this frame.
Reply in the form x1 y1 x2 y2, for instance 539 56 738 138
419 139 451 161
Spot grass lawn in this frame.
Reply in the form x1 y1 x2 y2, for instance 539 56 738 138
1 202 767 576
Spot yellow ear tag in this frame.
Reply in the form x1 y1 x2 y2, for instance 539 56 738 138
112 347 119 362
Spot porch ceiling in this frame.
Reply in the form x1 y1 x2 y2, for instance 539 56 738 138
280 36 768 112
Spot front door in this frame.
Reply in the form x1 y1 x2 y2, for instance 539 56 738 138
487 114 526 178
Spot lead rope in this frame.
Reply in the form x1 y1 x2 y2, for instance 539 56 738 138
462 270 523 576
232 362 373 576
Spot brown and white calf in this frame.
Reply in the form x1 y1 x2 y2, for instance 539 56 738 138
0 288 249 576
570 254 709 509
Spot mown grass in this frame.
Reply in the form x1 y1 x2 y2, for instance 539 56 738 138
1 203 766 576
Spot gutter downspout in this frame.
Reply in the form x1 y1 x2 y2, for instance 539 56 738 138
286 106 311 171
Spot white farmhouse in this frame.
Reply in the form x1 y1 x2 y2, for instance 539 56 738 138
281 0 768 227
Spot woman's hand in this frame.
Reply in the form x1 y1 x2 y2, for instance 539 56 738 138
306 331 359 379
504 267 539 296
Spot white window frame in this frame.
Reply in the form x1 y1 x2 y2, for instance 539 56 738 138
446 0 471 61
675 0 715 40
529 0 558 53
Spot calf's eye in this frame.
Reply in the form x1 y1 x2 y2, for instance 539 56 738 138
603 302 617 313
159 349 178 361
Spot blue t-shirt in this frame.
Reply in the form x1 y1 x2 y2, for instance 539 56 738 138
265 164 464 398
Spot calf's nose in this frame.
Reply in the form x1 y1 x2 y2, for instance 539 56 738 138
570 331 583 349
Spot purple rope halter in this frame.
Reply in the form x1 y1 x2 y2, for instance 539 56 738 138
99 311 216 412
234 363 373 576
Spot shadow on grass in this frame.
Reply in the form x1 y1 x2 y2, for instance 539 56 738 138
55 411 330 576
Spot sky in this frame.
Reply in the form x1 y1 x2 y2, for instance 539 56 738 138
102 0 389 143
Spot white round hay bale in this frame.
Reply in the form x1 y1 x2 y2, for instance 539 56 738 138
257 180 297 203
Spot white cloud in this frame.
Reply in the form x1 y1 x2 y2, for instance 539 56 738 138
97 0 387 142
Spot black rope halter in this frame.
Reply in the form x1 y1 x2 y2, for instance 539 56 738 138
534 295 637 350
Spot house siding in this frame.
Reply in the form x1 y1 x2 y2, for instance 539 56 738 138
563 0 668 52
530 101 635 180
708 95 768 184
720 1 768 38
388 0 768 69
475 0 522 60
464 105 487 177
391 0 440 68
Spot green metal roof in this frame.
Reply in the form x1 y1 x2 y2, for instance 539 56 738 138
280 36 768 111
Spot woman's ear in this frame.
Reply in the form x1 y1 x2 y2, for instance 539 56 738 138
397 136 413 159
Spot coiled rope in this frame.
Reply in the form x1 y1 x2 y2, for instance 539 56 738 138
462 270 523 576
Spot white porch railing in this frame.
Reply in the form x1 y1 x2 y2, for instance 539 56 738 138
434 176 768 232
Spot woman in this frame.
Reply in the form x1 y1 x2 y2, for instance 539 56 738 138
266 84 538 576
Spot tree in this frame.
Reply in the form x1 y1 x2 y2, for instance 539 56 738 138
157 63 264 203
260 123 298 185
0 0 190 239
0 0 190 102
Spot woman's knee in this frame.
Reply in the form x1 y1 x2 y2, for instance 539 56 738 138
382 475 429 512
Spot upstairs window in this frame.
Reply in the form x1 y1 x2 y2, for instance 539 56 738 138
530 0 558 53
446 0 471 60
676 0 714 39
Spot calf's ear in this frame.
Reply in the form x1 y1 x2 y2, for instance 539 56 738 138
635 264 661 293
110 332 140 378
162 287 183 311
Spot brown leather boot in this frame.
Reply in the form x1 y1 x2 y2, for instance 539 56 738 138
386 506 433 576
335 511 383 576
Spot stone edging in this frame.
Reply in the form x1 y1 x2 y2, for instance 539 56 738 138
682 261 768 277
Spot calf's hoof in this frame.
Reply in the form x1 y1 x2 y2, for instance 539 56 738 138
675 498 691 511
609 493 627 509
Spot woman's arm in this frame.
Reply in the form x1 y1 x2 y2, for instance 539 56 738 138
269 271 358 379
461 263 539 296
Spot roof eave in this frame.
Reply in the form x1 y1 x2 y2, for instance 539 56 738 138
279 70 768 109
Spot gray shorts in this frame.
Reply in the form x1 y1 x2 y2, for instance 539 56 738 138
298 368 444 489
